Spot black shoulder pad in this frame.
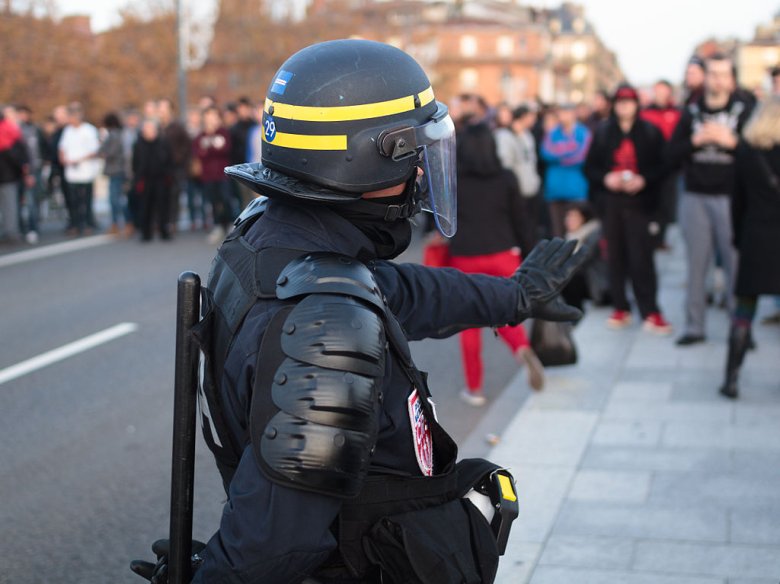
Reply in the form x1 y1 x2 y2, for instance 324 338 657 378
251 293 385 498
281 294 386 378
275 253 384 311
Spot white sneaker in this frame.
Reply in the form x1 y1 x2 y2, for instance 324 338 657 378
460 389 486 407
207 226 225 245
25 231 38 244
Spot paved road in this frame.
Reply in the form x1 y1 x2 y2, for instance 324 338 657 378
0 225 533 583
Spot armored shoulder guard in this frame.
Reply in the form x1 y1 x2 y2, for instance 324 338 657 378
250 253 386 498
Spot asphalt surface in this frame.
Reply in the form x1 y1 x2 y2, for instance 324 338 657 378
0 221 531 583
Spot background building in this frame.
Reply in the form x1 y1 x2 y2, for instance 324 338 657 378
695 10 780 95
195 0 625 106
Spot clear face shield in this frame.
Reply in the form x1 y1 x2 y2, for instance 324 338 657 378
378 102 457 237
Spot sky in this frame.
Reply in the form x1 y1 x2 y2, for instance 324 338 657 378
59 0 780 86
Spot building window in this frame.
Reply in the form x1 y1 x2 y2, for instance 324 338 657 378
571 63 588 82
497 35 514 57
553 42 568 59
460 35 478 57
517 36 528 55
572 40 588 61
460 68 479 90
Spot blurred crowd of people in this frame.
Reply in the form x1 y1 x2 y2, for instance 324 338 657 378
444 54 780 402
0 94 260 245
1 50 779 402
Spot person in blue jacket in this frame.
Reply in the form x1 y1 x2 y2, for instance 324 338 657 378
540 103 592 237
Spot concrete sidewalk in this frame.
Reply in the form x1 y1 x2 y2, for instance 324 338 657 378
489 233 780 584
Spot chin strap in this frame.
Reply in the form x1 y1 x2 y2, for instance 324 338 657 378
337 173 423 222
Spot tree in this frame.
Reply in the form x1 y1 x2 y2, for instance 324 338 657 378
192 0 403 104
92 9 179 114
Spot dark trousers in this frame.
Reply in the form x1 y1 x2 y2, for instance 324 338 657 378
652 171 679 247
168 167 188 231
69 182 94 232
604 198 659 318
139 179 171 240
519 194 541 255
548 200 571 238
51 168 74 228
202 180 235 229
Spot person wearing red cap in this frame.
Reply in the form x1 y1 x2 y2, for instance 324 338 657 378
585 83 672 333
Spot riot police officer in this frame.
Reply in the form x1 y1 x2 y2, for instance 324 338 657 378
137 39 587 584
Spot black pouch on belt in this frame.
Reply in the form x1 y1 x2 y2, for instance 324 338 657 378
361 458 507 584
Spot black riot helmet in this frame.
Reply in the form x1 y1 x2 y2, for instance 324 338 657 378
225 39 458 236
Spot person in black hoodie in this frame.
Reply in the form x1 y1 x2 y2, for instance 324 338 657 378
720 97 780 398
132 119 172 241
449 122 545 404
668 53 754 345
585 84 671 334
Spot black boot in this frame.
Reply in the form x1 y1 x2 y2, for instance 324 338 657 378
719 325 751 399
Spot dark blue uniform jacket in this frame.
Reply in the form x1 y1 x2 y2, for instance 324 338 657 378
193 199 519 583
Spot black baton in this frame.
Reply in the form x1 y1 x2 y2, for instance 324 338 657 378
169 272 201 584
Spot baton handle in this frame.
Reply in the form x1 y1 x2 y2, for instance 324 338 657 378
169 271 201 584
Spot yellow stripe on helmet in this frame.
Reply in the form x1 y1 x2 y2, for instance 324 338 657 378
262 130 347 151
264 86 435 123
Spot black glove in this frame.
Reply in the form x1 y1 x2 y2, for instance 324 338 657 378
130 539 206 584
512 238 590 322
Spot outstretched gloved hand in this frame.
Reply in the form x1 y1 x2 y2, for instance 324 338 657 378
130 539 206 584
512 238 590 322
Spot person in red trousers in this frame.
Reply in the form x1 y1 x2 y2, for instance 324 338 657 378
449 121 544 406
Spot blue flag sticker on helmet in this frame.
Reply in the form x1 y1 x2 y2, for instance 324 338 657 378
271 70 294 95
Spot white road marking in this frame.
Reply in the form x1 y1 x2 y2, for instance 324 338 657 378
0 235 115 269
0 322 139 386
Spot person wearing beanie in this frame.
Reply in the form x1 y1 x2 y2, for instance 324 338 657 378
585 83 672 333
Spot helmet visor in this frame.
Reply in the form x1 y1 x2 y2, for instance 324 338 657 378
416 106 457 237
377 101 457 236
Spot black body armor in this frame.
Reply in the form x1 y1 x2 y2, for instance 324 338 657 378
193 203 517 582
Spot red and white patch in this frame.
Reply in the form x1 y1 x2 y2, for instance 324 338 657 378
407 388 433 476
